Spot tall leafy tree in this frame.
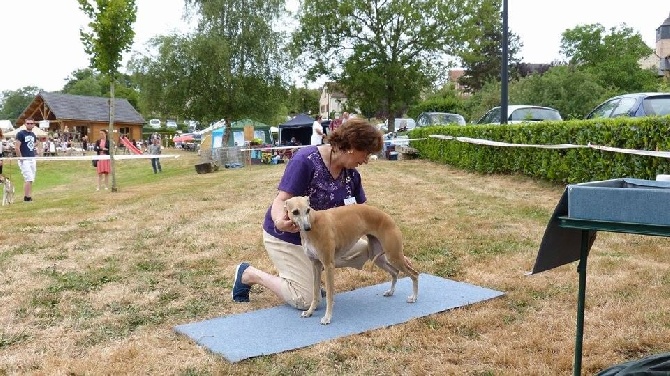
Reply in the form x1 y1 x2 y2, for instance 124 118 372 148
0 87 41 123
79 0 137 192
285 87 320 115
131 0 289 126
62 68 140 109
62 68 106 96
293 0 482 131
457 0 522 92
560 24 658 93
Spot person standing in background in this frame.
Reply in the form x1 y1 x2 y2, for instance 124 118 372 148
311 115 324 145
15 118 41 202
342 112 350 124
329 113 343 134
148 137 162 174
94 129 111 191
81 134 89 154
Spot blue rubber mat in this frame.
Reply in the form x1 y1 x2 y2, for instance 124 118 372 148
174 274 503 362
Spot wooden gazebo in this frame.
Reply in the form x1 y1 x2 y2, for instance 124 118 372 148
16 92 145 142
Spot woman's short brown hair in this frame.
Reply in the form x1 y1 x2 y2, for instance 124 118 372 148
328 118 383 154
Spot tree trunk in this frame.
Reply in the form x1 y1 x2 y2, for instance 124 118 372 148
109 81 118 192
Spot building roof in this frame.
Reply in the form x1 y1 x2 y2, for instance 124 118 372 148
663 12 670 27
31 92 144 124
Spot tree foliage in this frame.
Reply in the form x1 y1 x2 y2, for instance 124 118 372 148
293 0 483 130
407 84 465 119
130 0 289 125
78 0 137 192
62 68 106 96
457 0 523 92
560 24 658 93
0 87 41 123
508 66 614 119
460 66 616 122
78 0 137 82
61 68 140 108
285 87 320 116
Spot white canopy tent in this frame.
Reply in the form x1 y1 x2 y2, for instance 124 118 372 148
0 120 13 133
4 125 48 138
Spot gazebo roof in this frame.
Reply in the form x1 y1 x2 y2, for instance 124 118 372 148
18 92 144 126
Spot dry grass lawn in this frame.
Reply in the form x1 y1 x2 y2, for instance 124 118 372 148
1 150 669 375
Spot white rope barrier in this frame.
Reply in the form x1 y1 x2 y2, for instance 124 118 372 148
426 134 670 159
0 154 181 162
239 144 311 152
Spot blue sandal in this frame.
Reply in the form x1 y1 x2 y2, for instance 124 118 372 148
232 262 251 302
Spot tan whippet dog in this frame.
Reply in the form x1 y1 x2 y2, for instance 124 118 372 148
1 176 14 206
284 196 419 325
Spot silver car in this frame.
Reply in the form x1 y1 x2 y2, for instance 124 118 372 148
476 105 562 125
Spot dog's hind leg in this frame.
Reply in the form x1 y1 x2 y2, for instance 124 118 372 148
393 256 419 303
375 235 419 303
367 236 400 297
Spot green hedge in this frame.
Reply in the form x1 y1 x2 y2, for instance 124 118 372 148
408 116 670 183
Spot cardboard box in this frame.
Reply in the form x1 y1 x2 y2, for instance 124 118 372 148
567 178 670 225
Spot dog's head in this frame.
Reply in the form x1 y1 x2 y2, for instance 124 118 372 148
284 196 312 231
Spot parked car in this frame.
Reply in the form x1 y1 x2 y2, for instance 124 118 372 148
476 105 562 125
166 119 178 128
416 112 466 127
148 118 161 129
585 92 670 119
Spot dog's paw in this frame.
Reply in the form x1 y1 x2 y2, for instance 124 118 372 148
406 295 417 303
320 316 331 325
301 311 312 318
383 289 394 297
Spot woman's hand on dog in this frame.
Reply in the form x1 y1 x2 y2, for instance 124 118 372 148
275 215 299 233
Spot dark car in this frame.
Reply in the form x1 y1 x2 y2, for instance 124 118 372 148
416 112 467 127
585 92 670 119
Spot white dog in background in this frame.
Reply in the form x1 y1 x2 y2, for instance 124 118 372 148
1 176 15 206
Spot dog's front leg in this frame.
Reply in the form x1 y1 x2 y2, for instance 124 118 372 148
301 260 322 319
321 263 335 325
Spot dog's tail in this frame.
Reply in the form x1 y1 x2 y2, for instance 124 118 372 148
369 251 419 278
401 256 419 277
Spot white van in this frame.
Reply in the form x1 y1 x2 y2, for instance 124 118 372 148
148 119 161 129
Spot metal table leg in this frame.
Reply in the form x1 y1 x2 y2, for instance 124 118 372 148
574 229 589 376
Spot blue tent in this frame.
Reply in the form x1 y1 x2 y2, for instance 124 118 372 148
211 119 273 148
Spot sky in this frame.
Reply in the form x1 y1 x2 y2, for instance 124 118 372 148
0 0 668 95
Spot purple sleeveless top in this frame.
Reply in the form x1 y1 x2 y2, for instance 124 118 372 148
263 146 366 245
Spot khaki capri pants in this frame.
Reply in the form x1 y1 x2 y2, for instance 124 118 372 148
263 230 371 310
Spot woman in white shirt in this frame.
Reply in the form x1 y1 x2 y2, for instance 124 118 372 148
311 115 324 145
